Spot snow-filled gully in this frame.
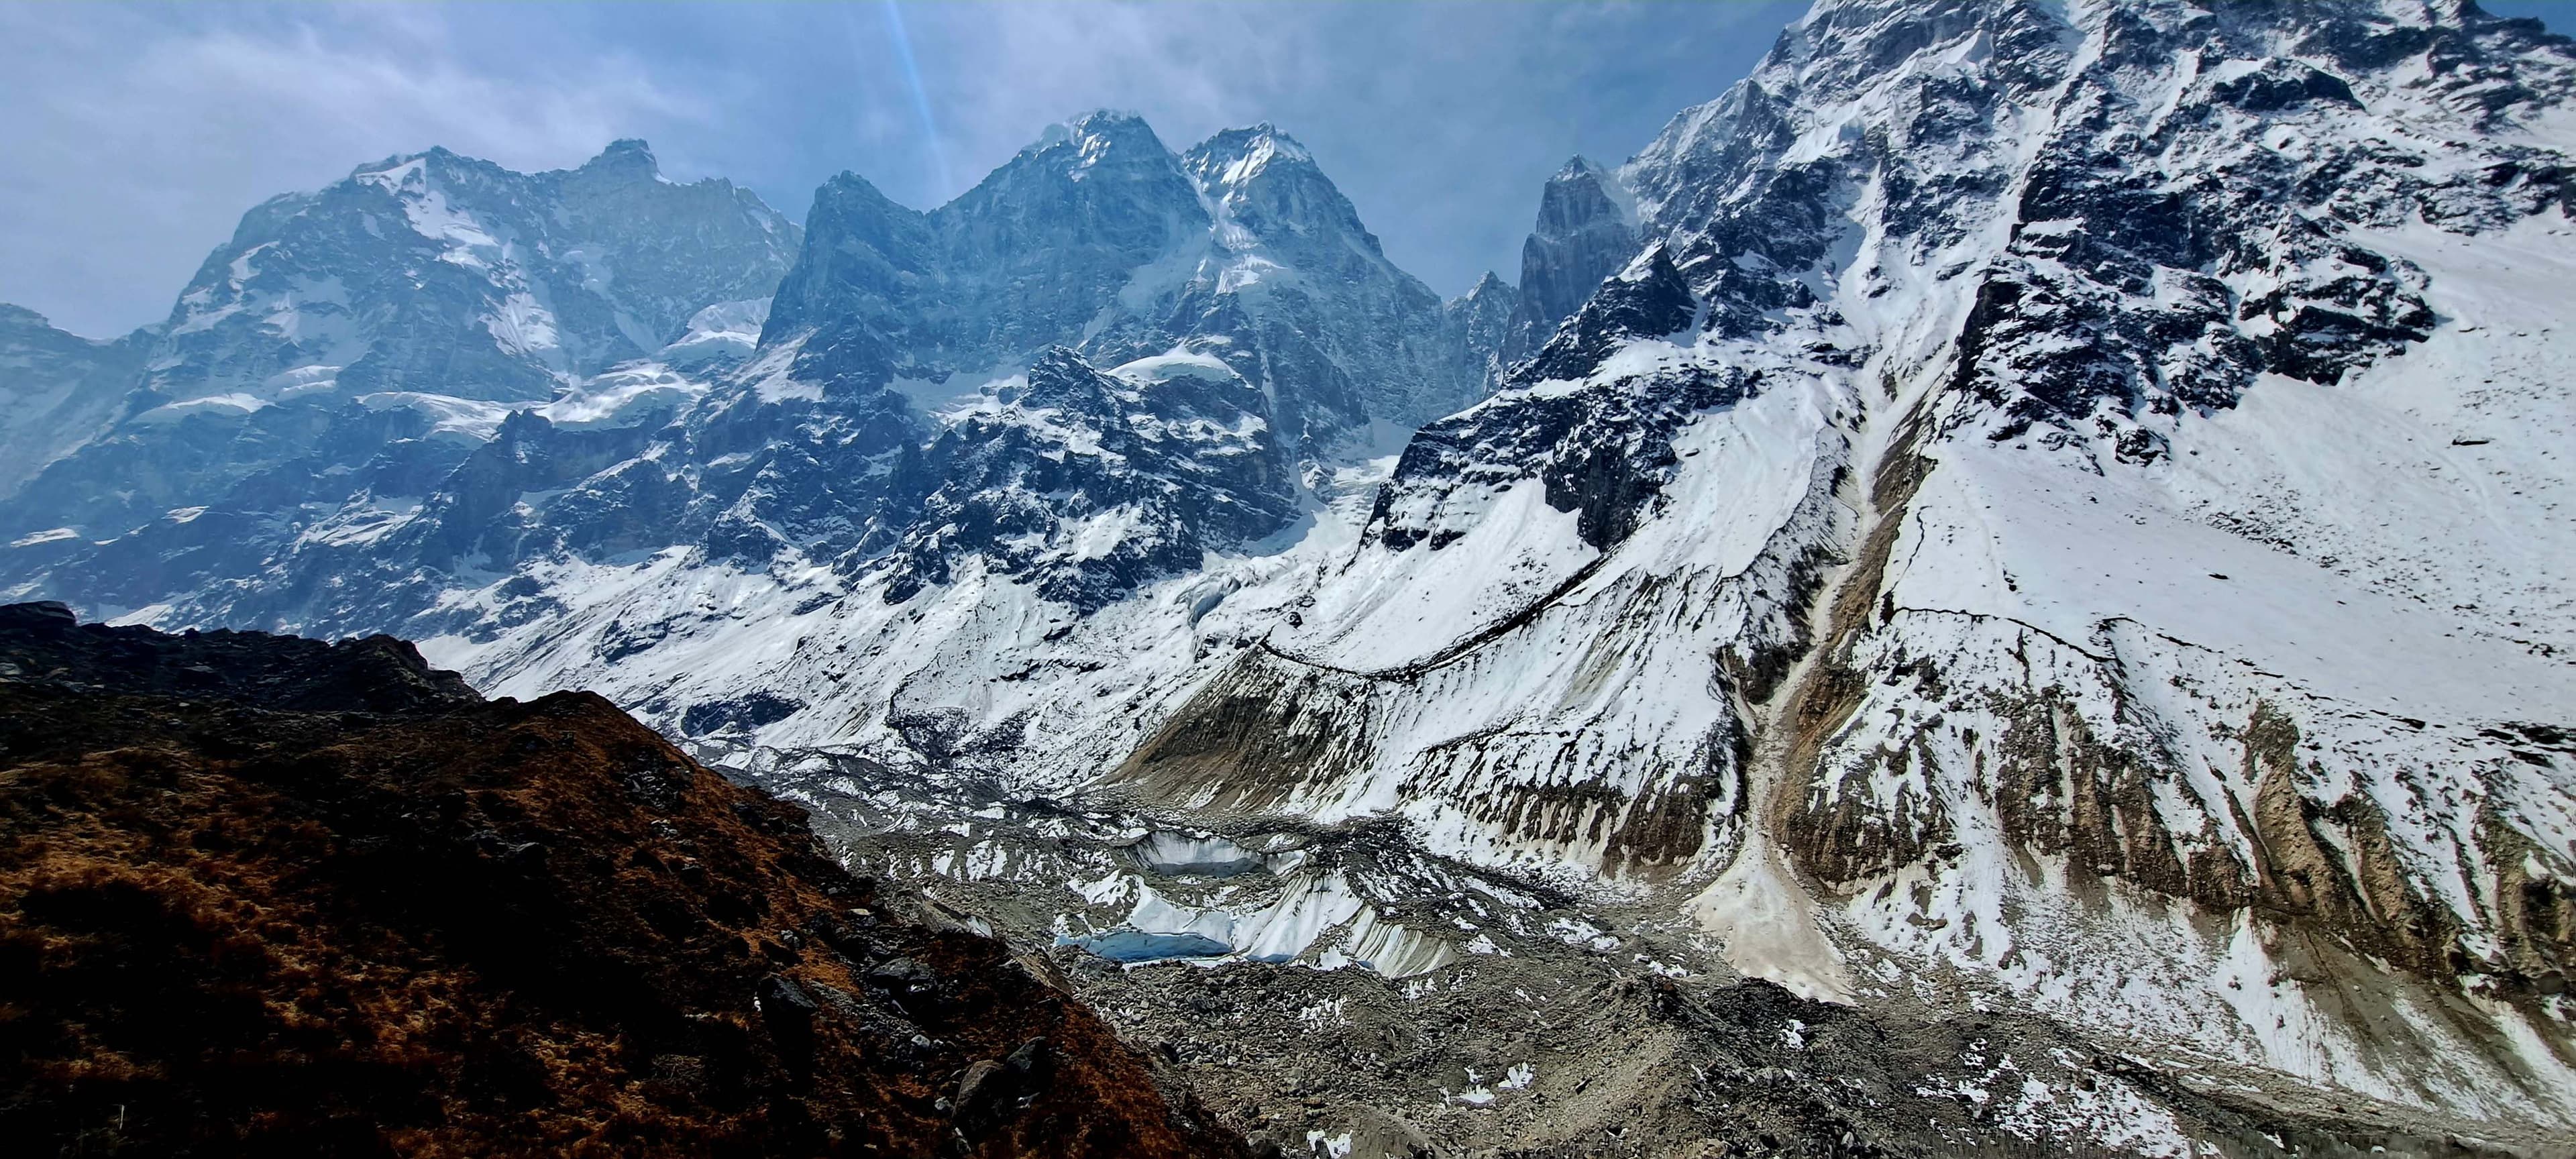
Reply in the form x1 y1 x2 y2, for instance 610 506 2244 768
1687 358 1939 1005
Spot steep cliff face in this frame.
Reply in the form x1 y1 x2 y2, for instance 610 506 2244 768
1503 157 1642 364
1440 271 1521 392
764 113 1202 399
0 601 1244 1158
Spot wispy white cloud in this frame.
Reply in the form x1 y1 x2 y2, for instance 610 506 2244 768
119 21 701 172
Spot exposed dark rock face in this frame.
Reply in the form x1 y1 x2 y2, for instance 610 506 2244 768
1441 271 1521 392
764 116 1197 398
1517 244 1700 385
883 348 1297 611
0 603 1245 1158
0 600 478 712
1605 0 2573 462
1369 245 1747 556
1504 157 1642 364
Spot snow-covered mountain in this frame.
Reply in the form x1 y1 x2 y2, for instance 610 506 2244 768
0 140 802 626
0 141 798 545
5 0 2576 1152
1106 0 2576 1136
761 113 1481 454
0 113 1494 639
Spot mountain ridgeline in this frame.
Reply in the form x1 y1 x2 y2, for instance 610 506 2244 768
5 0 2576 1154
0 114 1509 632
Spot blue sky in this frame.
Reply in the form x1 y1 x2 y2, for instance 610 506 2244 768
0 0 2563 339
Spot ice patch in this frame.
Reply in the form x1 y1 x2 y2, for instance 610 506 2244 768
1126 831 1268 877
659 298 771 365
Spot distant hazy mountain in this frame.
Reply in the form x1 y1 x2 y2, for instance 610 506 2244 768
0 306 154 498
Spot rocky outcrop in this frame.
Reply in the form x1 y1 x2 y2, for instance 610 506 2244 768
0 602 1245 1158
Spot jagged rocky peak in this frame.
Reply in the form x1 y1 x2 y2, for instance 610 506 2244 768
759 172 935 388
1184 122 1313 181
0 105 1489 644
1537 156 1631 230
91 132 800 432
963 109 1206 241
1514 156 1640 334
764 111 1205 392
1444 271 1521 390
181 136 798 399
1182 123 1377 252
575 135 661 180
757 109 1483 451
1028 107 1181 163
0 132 802 580
1456 269 1515 306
